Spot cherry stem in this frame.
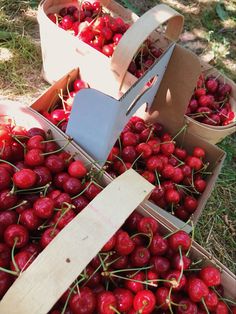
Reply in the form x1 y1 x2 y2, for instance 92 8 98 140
102 272 158 287
0 158 19 171
155 170 161 188
61 277 85 314
111 265 152 274
0 266 18 276
131 152 143 168
172 124 188 141
8 200 28 211
146 126 155 143
11 238 20 274
14 182 51 194
212 287 236 306
51 203 72 235
11 135 26 155
163 218 192 239
177 247 184 285
201 297 210 314
168 287 174 314
58 89 67 112
41 138 73 156
110 305 121 314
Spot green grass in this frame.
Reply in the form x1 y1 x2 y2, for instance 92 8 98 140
0 0 235 272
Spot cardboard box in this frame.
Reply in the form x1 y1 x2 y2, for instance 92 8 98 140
185 60 236 144
37 0 183 97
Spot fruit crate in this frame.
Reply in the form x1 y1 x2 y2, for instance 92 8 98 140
184 60 236 144
30 44 226 230
0 164 235 313
37 0 183 97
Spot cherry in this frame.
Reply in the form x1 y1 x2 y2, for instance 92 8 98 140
0 271 13 298
40 227 60 248
150 256 170 274
0 242 11 267
125 211 143 231
27 135 45 151
202 290 218 311
84 182 102 200
164 270 187 291
146 156 163 172
172 252 191 270
194 178 206 193
162 164 175 179
165 189 180 204
155 287 172 310
10 250 35 272
22 242 41 256
125 272 144 293
0 210 18 239
97 291 117 314
33 197 54 219
187 278 209 302
184 196 198 213
193 147 205 159
206 78 219 93
73 79 89 92
150 186 165 204
25 149 44 167
68 160 87 178
149 233 168 256
199 266 221 287
137 217 159 234
101 234 116 252
185 156 202 171
45 155 65 173
121 146 137 163
53 172 70 189
27 127 46 139
0 167 11 190
53 209 75 229
161 142 175 156
130 246 151 267
69 287 96 314
13 168 37 189
63 177 82 195
115 230 135 256
113 288 133 312
133 290 156 314
34 166 52 186
122 132 138 147
102 44 114 57
168 231 191 252
215 301 229 314
19 209 42 230
141 170 155 183
176 298 198 314
72 195 89 213
4 224 29 248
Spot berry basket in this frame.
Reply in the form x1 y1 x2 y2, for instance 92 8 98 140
30 45 226 229
0 167 235 313
185 61 236 144
37 0 183 97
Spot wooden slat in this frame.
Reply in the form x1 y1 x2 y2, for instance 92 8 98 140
0 169 153 314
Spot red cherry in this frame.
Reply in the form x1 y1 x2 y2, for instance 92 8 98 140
10 250 35 272
215 301 229 314
0 243 11 267
72 195 89 213
73 79 89 92
136 143 152 159
69 287 96 314
146 156 163 172
162 164 175 179
150 256 170 274
53 172 70 189
150 233 168 256
121 146 137 163
161 142 175 156
147 139 161 155
101 234 116 252
102 44 114 57
176 298 198 314
184 196 198 213
130 246 151 267
137 216 159 234
141 170 155 183
188 277 209 303
195 88 206 98
172 252 191 270
13 169 37 189
84 182 102 200
125 211 143 231
27 127 46 139
97 291 117 314
115 230 135 255
68 160 87 178
53 209 75 229
45 155 65 173
185 156 202 171
20 209 42 230
0 210 18 240
40 227 60 248
155 287 172 310
164 270 187 291
0 167 11 190
202 290 218 311
0 271 13 298
124 272 144 293
199 266 221 287
25 148 45 167
133 290 156 314
4 224 29 248
168 230 191 252
34 166 52 187
33 197 54 219
113 288 133 312
27 135 45 151
165 189 180 204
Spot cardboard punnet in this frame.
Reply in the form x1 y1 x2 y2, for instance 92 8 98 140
37 0 183 97
30 44 226 229
185 60 236 144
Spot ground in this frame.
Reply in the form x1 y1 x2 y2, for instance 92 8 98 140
0 0 235 272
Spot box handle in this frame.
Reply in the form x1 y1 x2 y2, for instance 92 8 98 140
111 3 184 90
0 169 153 314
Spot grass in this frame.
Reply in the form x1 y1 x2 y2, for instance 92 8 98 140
0 0 235 272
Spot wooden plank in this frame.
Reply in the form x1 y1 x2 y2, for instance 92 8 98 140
0 169 153 314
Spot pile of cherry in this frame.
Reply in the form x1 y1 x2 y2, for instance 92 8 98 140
0 121 235 313
186 73 235 126
0 120 102 300
47 1 163 78
105 116 209 222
